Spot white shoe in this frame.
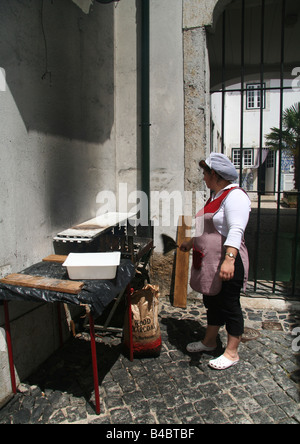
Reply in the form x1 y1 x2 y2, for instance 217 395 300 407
209 354 239 370
186 341 216 353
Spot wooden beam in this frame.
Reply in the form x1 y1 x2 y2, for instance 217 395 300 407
0 273 84 295
42 254 68 263
173 216 191 308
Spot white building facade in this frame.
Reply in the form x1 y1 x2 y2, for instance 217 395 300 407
211 78 300 198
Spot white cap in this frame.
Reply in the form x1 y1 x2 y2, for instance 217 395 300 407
199 153 238 182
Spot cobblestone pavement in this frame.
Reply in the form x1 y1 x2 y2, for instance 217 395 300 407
0 296 300 425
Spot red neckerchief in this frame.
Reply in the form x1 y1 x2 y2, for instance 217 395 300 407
204 188 234 214
196 188 234 217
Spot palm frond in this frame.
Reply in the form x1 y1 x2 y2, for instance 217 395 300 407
283 102 300 138
265 127 291 151
265 102 300 189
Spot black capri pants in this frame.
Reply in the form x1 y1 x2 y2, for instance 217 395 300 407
203 253 244 337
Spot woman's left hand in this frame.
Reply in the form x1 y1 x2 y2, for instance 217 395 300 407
219 258 235 281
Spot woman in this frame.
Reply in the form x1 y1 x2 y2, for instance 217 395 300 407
180 152 251 370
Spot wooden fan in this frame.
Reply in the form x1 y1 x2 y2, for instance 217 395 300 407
161 234 179 255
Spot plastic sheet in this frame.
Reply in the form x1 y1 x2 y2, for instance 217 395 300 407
0 259 135 318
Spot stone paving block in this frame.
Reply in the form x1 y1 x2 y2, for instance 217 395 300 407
202 408 230 424
181 387 204 403
225 409 252 424
65 405 87 423
136 376 161 399
280 418 299 424
109 407 133 424
265 405 287 423
155 408 179 424
278 401 300 418
12 408 31 424
281 359 300 374
254 393 275 408
128 399 151 419
185 414 205 424
249 410 274 424
48 409 67 424
286 386 300 402
249 354 268 369
260 378 282 394
134 413 157 424
122 389 144 406
174 402 198 423
292 407 300 423
244 381 264 396
161 391 186 409
104 395 125 410
269 390 294 405
213 392 239 410
238 397 262 415
147 396 168 414
199 382 220 398
194 398 216 415
89 414 112 424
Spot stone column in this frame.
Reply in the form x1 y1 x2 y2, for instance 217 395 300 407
183 25 210 198
182 0 227 202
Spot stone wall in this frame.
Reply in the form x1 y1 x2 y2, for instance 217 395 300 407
150 0 221 302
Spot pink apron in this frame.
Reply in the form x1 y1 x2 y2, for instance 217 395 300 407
190 188 249 296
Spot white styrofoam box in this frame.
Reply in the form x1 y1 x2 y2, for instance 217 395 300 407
62 252 121 280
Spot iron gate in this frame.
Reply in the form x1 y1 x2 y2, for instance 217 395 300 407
208 0 300 297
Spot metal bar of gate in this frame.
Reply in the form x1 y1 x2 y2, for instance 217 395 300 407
292 192 300 295
211 85 293 94
239 0 245 188
221 10 226 155
253 0 266 292
272 0 286 293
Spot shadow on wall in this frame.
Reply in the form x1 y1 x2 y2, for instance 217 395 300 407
0 0 114 143
0 0 115 228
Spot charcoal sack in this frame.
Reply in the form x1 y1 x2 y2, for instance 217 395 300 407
123 284 161 357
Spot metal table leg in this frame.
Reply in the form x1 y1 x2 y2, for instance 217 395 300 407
89 313 100 415
3 301 17 394
57 303 63 347
127 286 134 362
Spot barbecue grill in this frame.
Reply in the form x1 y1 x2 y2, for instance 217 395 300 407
53 212 154 265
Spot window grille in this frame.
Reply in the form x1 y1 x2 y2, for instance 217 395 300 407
232 148 253 168
266 151 274 168
246 83 265 110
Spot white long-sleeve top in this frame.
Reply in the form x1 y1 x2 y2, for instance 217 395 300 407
211 184 251 250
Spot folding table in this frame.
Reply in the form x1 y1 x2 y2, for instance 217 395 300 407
0 258 135 415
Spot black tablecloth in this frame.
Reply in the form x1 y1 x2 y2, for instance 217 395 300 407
0 259 135 318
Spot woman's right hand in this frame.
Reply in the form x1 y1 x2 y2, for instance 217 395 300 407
179 239 193 252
